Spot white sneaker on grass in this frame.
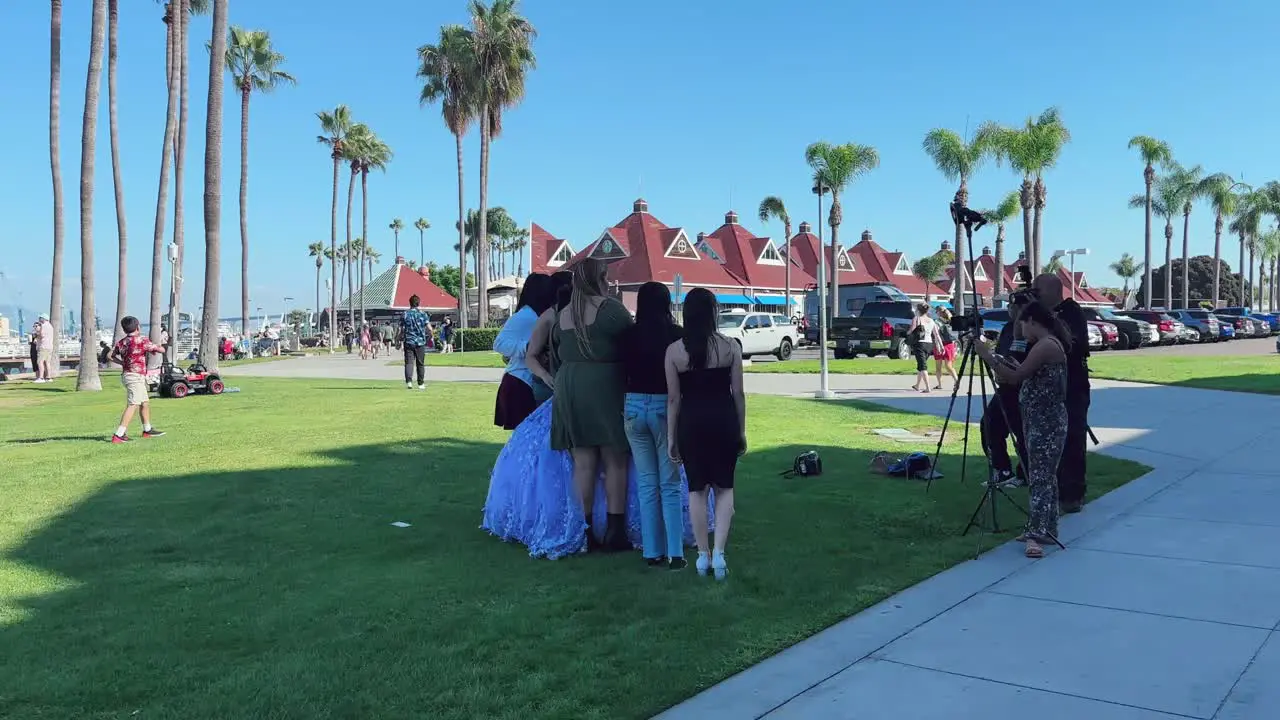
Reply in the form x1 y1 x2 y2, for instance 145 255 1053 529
406 382 414 390
417 384 426 391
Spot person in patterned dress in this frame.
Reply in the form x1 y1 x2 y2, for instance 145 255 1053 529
108 316 167 443
973 301 1069 559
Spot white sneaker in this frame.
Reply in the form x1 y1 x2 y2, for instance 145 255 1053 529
33 378 47 384
406 382 414 390
417 384 426 391
695 552 710 576
712 551 728 580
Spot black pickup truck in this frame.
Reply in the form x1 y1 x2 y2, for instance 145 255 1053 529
831 301 917 359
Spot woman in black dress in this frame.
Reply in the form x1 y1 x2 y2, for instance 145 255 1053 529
664 287 745 579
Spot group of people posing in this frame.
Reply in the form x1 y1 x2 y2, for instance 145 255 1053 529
482 259 744 578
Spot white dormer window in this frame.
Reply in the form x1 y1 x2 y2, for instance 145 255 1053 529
1078 276 1088 288
973 263 987 281
893 256 911 275
697 240 725 263
836 249 854 271
664 230 700 260
548 243 573 267
757 243 783 265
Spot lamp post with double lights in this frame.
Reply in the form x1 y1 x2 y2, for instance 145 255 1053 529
1051 248 1090 301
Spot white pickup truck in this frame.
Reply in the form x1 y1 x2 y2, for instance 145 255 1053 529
717 311 798 361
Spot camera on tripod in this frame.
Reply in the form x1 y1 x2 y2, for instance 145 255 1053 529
948 308 982 334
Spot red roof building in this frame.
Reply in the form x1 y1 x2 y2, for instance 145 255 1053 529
845 230 949 300
785 222 874 288
701 211 815 309
327 261 458 327
529 223 575 275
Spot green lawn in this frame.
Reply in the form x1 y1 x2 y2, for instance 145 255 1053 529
743 352 1280 394
0 378 1147 719
384 351 507 368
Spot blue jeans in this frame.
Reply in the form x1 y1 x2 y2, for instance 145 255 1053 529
624 393 683 560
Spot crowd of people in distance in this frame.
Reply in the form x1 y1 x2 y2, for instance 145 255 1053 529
482 260 744 577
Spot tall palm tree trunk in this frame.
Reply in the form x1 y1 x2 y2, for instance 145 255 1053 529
329 151 339 350
198 0 228 369
1142 166 1154 309
455 132 468 333
476 109 491 326
77 0 107 391
107 0 128 343
828 195 841 322
238 82 250 336
418 228 424 267
1248 242 1255 308
993 223 1006 298
360 168 369 324
1163 222 1173 309
393 228 400 261
49 0 66 352
1239 231 1247 306
149 6 177 350
169 0 189 363
1212 213 1223 307
1180 211 1191 309
1032 176 1046 274
314 260 321 336
1020 178 1034 275
345 168 356 326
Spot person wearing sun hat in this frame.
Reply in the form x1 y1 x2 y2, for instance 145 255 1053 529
33 312 55 382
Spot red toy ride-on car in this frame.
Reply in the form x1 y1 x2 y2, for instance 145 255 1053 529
156 361 225 399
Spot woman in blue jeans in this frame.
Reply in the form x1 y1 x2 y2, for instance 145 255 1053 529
619 282 687 569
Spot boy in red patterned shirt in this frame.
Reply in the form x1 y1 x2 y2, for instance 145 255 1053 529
108 316 166 443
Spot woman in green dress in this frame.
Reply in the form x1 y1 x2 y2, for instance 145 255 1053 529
550 258 633 550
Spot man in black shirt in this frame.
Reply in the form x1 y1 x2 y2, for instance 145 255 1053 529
981 303 1028 484
1032 274 1091 513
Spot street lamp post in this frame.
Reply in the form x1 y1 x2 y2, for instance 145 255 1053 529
324 277 334 353
1052 248 1090 301
165 242 178 364
813 181 832 400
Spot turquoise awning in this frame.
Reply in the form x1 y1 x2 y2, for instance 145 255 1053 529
716 293 755 305
754 295 787 306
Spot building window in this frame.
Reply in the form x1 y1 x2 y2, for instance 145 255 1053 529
677 238 688 253
894 256 910 275
973 263 987 281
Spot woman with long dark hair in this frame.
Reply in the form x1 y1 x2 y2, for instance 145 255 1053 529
621 282 686 569
493 273 554 429
973 300 1068 559
665 287 744 579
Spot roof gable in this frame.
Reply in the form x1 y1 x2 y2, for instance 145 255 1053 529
662 229 699 260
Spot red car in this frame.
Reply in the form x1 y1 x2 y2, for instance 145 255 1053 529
1088 320 1119 350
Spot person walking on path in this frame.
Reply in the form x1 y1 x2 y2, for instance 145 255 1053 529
108 316 167 443
665 287 745 579
33 313 55 382
623 282 686 569
401 295 431 390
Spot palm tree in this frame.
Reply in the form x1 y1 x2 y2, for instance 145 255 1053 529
467 0 537 325
169 0 206 357
1041 256 1064 275
1168 164 1210 309
49 0 66 350
308 242 324 333
316 104 353 350
456 207 517 276
223 26 295 337
1126 136 1173 309
979 108 1072 273
418 26 476 330
350 238 367 322
340 123 371 326
107 0 128 343
804 141 879 320
414 217 430 266
758 196 792 315
357 133 392 324
197 0 229 369
1229 190 1265 308
1204 174 1243 306
911 255 948 304
1109 253 1143 299
922 128 990 311
1261 229 1280 312
389 217 404 260
76 0 108 391
1128 172 1180 308
147 1 178 349
980 190 1021 298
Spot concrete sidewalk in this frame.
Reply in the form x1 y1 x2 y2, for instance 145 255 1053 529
234 356 1280 719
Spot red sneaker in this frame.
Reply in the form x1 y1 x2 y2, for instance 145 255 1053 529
111 434 132 444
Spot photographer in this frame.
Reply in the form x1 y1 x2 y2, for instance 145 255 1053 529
980 299 1028 486
972 302 1070 559
1032 274 1091 514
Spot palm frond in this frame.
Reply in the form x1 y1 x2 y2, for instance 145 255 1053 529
982 190 1022 224
1126 135 1173 168
922 128 987 182
757 196 788 225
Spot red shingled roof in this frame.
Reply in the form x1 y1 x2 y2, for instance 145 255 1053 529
704 211 815 290
529 223 573 275
391 264 458 310
785 222 874 286
847 231 949 297
564 199 748 289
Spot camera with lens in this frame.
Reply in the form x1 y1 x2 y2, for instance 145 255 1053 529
949 309 983 334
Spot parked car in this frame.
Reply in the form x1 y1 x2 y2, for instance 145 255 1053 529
1217 307 1272 337
832 301 917 359
803 282 911 344
1079 306 1148 349
1253 312 1280 335
1214 316 1236 340
717 311 799 360
1118 310 1185 345
1087 323 1103 351
1087 320 1119 349
1168 309 1221 342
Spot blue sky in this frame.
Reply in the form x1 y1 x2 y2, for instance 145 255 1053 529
2 0 1279 325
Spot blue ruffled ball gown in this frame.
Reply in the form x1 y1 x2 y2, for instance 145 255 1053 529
482 400 712 559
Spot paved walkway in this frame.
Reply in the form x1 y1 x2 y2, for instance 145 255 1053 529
231 356 1280 719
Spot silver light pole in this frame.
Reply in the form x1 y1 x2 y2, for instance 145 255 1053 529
814 181 832 399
